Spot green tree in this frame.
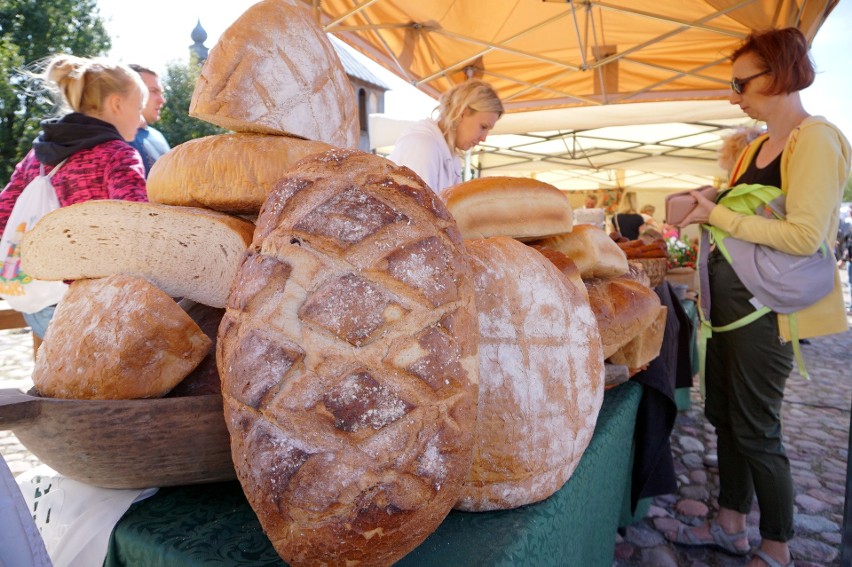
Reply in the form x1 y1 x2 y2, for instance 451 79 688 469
157 56 225 147
0 0 110 182
844 173 852 203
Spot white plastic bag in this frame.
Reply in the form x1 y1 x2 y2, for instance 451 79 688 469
0 161 68 313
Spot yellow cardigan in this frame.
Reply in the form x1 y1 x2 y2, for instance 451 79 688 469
709 116 851 340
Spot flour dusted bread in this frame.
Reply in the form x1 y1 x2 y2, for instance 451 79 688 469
218 149 479 566
457 237 603 511
532 224 629 278
584 276 662 359
190 0 358 148
33 275 211 400
147 133 332 214
530 245 588 300
21 201 255 308
441 177 573 241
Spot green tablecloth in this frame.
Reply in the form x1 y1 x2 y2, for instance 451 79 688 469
104 381 643 567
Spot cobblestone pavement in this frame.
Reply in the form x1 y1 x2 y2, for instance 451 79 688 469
1 297 850 566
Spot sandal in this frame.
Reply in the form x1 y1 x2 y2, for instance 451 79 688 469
752 548 794 567
666 520 750 556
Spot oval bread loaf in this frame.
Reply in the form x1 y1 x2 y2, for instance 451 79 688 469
531 224 629 278
584 276 662 359
33 274 211 400
147 133 332 214
441 177 573 241
20 201 255 308
457 237 604 511
190 0 358 147
218 149 479 566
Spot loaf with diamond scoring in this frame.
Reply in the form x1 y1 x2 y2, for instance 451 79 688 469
217 149 479 566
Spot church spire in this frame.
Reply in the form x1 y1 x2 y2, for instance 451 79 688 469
190 19 209 63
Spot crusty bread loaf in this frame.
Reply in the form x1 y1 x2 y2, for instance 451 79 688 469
190 0 358 148
531 224 629 278
457 237 603 511
32 275 211 399
218 149 479 566
609 305 668 369
530 245 588 301
168 301 225 397
147 133 332 214
20 201 255 308
441 177 573 241
584 276 662 359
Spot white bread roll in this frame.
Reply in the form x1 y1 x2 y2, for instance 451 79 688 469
190 0 358 148
584 276 662 359
33 275 211 399
147 133 332 214
456 237 604 512
218 149 479 566
609 305 668 369
531 224 629 278
21 201 255 308
441 177 573 241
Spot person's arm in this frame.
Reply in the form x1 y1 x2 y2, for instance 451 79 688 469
104 145 148 202
709 122 850 255
388 129 443 192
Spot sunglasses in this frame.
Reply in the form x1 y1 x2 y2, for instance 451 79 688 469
730 70 769 94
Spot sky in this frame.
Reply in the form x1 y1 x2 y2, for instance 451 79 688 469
95 0 852 138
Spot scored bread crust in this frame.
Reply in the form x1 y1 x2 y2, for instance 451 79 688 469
20 201 255 308
441 177 573 241
147 133 332 214
456 237 604 511
32 274 211 399
609 305 668 369
531 224 629 278
189 0 359 148
217 149 479 566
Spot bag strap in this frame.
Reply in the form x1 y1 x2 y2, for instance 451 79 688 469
42 159 67 179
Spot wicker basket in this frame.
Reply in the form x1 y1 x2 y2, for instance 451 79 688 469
631 257 667 288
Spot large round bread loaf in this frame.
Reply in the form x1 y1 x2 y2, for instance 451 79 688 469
456 237 604 511
147 133 332 214
33 274 211 400
20 201 255 308
441 177 573 241
190 0 358 148
217 149 479 566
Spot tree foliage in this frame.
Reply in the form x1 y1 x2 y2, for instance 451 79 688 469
157 56 225 147
844 174 852 203
0 0 110 182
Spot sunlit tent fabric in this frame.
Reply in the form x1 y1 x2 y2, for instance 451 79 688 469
301 0 838 112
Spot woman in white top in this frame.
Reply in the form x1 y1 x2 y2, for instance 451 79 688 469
389 79 503 195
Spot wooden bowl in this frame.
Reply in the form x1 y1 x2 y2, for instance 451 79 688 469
0 388 235 489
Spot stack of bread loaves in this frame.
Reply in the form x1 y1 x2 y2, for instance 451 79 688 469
531 224 667 372
21 201 255 399
147 0 358 214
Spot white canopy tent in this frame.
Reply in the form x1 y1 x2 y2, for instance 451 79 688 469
369 99 753 190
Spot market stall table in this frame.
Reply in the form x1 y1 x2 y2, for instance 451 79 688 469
103 381 643 567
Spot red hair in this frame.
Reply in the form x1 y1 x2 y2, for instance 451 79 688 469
730 28 815 95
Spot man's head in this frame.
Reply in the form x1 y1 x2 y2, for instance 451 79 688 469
584 194 598 208
129 64 165 125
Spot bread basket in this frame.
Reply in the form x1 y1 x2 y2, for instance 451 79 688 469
631 258 667 288
0 388 235 489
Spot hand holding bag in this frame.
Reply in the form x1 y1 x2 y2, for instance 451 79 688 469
664 185 717 226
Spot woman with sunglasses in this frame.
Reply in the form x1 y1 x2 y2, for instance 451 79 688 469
666 28 850 567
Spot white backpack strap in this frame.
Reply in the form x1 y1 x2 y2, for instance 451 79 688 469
45 159 67 179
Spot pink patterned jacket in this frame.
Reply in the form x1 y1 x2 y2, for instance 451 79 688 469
0 141 147 233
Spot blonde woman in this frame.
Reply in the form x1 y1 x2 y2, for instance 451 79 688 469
389 79 504 195
0 55 149 338
613 191 644 239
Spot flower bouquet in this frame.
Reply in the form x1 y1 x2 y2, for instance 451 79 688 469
666 235 697 269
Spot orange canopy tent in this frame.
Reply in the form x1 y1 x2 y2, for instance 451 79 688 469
300 0 840 190
302 0 838 112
